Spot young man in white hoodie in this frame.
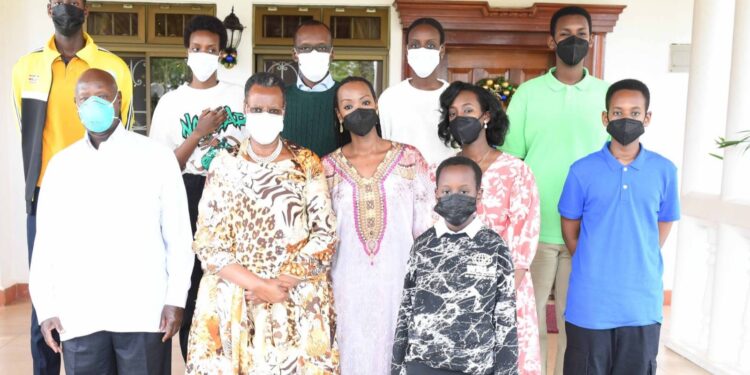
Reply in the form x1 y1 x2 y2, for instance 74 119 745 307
379 18 457 165
148 15 248 360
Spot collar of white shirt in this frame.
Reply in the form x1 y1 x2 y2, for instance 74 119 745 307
434 216 483 240
84 121 125 150
296 72 335 92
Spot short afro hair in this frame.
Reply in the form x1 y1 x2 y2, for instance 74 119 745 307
184 15 228 50
438 81 510 148
293 20 332 46
435 156 483 190
406 17 445 45
606 79 651 111
550 6 592 36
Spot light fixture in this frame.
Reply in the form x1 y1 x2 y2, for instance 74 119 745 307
221 6 244 69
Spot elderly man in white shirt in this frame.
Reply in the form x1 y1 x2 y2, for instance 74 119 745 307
29 68 194 375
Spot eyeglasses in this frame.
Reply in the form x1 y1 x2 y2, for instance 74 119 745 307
294 45 333 54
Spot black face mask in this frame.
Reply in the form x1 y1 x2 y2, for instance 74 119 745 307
434 194 477 227
555 36 589 66
342 108 379 137
52 4 85 37
607 118 644 146
449 116 483 145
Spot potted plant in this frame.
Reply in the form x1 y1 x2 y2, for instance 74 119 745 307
711 130 750 159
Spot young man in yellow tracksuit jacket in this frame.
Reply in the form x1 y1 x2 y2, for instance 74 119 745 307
11 2 132 374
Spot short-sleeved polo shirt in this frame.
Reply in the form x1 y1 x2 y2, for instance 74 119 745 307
503 68 609 244
558 142 680 329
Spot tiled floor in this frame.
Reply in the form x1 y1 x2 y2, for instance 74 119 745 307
0 302 708 374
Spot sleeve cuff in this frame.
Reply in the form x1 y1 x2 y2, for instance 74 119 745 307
34 305 56 325
559 209 583 220
199 252 237 275
164 286 189 308
658 214 681 222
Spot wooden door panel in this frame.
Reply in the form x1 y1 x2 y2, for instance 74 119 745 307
446 47 553 84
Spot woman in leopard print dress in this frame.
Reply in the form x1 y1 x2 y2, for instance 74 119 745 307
185 73 339 374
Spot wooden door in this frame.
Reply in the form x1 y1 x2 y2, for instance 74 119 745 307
396 0 625 85
443 46 553 85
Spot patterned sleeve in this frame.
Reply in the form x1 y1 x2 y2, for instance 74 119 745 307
280 153 338 280
507 162 541 270
192 155 238 274
321 154 338 195
427 162 443 224
493 238 519 375
391 243 418 375
411 149 436 239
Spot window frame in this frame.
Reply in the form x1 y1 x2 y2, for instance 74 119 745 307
253 6 322 47
146 4 217 45
84 2 146 44
323 7 389 48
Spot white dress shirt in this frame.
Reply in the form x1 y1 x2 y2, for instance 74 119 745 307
296 72 336 92
29 124 194 341
434 215 484 240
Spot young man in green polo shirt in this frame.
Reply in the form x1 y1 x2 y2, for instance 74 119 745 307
502 6 609 375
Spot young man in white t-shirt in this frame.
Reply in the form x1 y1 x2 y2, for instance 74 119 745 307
378 17 457 165
148 15 248 360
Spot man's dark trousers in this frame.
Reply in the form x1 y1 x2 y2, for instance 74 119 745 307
564 321 661 375
62 331 170 375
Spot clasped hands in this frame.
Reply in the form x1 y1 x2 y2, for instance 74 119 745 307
244 274 301 305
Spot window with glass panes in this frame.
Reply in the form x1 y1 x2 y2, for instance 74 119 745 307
253 6 389 95
85 2 215 135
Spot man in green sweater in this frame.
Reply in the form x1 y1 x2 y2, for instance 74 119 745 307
283 20 339 157
502 6 609 375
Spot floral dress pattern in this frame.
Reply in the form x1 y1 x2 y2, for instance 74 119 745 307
186 140 339 375
477 153 542 375
322 143 434 375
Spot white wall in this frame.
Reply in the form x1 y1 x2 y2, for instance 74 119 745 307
0 0 693 290
0 1 51 289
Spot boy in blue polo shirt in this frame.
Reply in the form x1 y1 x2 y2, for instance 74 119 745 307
558 79 680 375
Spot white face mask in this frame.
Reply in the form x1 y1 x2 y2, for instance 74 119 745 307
187 52 219 82
297 50 331 83
246 112 284 145
407 48 441 78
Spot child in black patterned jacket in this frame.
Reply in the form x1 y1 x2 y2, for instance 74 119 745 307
392 156 519 375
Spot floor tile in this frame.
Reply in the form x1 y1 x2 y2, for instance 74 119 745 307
1 302 708 374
